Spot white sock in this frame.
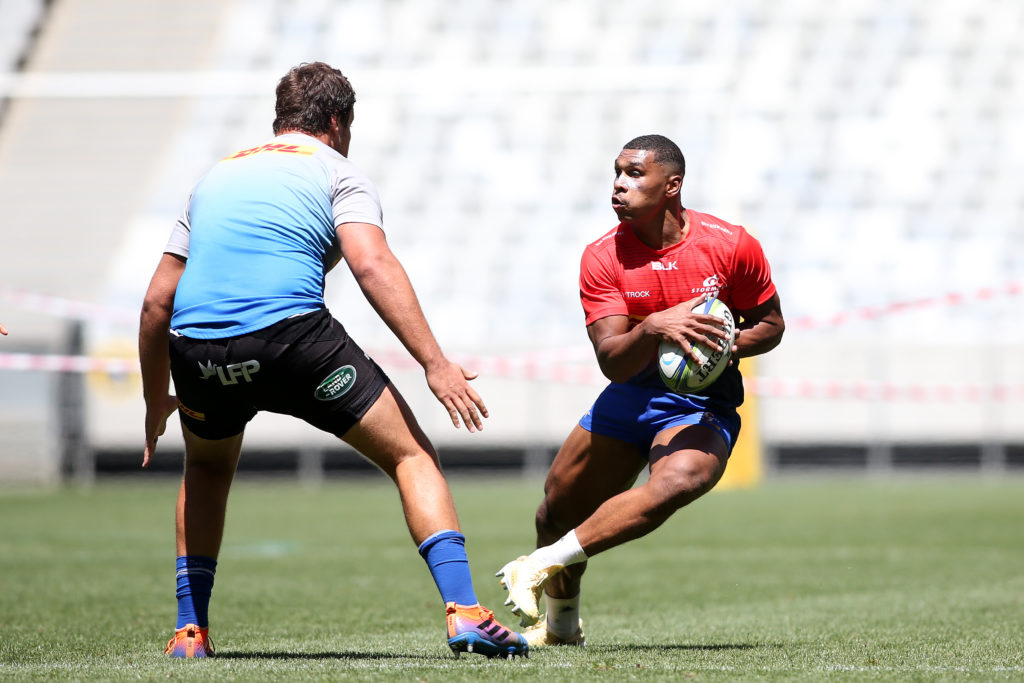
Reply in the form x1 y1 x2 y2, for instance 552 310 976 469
545 593 581 638
528 529 588 569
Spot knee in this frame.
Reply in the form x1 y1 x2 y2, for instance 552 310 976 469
534 497 572 540
387 447 440 480
648 461 722 515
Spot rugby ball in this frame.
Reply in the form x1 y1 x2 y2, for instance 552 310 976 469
658 298 735 394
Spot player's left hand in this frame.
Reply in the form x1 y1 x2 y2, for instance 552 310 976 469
727 327 740 365
143 394 179 467
425 360 489 432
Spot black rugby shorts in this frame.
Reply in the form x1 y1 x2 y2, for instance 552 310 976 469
169 309 389 440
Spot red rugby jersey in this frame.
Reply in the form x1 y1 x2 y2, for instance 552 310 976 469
579 208 776 402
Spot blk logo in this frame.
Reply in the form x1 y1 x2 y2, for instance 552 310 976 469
199 359 261 385
652 261 678 271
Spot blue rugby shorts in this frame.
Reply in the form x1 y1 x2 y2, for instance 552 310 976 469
579 382 741 456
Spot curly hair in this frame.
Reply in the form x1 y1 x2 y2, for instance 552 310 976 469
272 62 356 136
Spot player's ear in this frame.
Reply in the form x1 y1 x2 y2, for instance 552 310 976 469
665 172 683 198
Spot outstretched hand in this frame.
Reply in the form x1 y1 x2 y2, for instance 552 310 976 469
143 394 179 467
425 360 489 432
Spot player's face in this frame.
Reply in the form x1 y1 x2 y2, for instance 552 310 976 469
611 149 678 224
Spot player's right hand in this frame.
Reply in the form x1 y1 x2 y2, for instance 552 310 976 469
425 360 489 433
143 394 179 467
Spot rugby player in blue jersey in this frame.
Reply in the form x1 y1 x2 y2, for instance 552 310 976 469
139 62 526 660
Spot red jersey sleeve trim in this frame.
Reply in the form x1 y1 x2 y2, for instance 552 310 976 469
584 304 629 326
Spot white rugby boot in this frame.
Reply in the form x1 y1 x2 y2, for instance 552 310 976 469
495 555 564 627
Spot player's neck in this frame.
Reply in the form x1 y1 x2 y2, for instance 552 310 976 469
276 128 330 146
630 205 688 250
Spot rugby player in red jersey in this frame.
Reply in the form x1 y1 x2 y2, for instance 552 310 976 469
497 134 785 646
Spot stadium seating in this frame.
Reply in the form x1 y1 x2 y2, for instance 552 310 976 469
1 0 1023 471
0 0 45 74
126 0 1023 351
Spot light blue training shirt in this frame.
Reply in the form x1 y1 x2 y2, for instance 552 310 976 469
164 133 383 339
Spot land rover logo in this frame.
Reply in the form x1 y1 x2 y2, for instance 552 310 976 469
314 365 357 401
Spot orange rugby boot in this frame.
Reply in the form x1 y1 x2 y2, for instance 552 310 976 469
164 624 215 658
445 602 528 659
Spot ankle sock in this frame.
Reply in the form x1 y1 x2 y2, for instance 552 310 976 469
545 592 582 638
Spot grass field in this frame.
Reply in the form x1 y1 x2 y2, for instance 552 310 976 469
0 474 1022 680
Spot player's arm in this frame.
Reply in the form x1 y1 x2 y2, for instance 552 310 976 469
586 295 730 383
733 292 785 358
336 222 487 431
139 252 186 466
728 227 783 359
586 315 645 382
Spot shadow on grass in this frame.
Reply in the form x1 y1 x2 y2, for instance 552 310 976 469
214 651 438 661
586 643 771 653
202 643 775 660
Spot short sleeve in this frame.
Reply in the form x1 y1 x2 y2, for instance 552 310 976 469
164 193 192 258
580 246 627 325
729 228 776 310
331 165 384 229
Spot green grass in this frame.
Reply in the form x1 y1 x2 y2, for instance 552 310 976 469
0 474 1022 680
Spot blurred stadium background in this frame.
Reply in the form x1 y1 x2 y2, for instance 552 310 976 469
1 0 1022 484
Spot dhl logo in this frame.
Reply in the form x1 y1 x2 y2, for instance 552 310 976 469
223 142 316 160
627 312 648 330
177 400 206 422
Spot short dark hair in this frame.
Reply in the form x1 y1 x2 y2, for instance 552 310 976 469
622 134 685 178
272 62 356 136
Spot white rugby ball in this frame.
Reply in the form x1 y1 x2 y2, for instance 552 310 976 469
658 298 735 394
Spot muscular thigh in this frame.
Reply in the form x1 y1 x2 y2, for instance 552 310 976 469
543 424 647 526
340 382 437 476
647 423 730 500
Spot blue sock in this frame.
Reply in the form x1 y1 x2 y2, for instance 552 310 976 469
175 555 217 629
417 530 478 606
